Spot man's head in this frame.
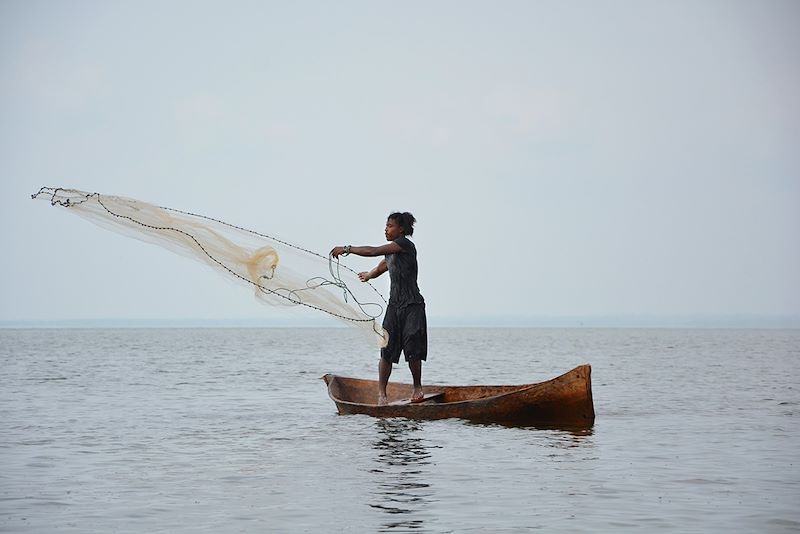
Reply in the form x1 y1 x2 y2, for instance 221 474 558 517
385 212 416 240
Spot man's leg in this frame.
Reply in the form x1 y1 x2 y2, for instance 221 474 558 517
378 357 392 405
408 358 423 402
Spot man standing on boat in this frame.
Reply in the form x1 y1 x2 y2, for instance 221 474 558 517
331 212 427 405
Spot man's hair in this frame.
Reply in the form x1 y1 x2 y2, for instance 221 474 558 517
388 212 416 236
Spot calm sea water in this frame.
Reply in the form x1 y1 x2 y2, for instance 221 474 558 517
1 328 798 533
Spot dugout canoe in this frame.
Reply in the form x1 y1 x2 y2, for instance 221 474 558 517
322 364 594 427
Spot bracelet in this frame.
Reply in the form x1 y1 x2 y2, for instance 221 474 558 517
343 245 351 256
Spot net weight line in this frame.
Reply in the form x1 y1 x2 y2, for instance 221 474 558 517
32 187 388 340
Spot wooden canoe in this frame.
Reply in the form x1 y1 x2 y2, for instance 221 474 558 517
322 364 595 427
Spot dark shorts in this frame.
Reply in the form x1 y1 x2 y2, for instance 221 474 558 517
381 303 427 363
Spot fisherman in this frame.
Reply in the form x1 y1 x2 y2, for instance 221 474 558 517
331 212 427 404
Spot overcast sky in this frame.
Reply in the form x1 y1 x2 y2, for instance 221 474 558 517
1 1 798 327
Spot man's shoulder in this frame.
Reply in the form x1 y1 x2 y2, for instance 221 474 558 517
394 236 415 251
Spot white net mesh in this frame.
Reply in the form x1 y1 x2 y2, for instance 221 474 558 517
32 187 388 347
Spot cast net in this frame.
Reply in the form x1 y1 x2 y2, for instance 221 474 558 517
32 187 388 347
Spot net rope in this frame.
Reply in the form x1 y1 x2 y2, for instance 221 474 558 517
32 186 388 346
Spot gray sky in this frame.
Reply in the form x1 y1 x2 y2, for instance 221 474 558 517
1 1 798 326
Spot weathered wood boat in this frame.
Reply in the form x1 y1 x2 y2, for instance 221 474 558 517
322 364 594 427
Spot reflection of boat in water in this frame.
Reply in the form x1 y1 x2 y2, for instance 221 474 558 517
368 419 432 529
323 364 595 428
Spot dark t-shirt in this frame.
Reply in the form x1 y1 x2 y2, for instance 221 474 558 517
385 236 424 307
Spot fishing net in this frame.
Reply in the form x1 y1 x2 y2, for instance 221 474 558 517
31 187 388 347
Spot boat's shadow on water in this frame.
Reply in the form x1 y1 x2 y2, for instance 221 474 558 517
366 418 594 531
368 418 437 532
465 419 595 436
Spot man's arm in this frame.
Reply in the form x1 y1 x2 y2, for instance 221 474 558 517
359 259 388 282
330 242 402 258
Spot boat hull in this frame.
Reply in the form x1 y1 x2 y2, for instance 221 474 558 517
322 364 595 427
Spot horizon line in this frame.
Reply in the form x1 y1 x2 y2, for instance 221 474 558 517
1 314 798 329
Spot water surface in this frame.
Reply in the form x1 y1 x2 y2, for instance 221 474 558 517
1 328 798 532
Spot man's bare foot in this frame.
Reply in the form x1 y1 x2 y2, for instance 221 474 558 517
410 387 425 403
377 393 388 405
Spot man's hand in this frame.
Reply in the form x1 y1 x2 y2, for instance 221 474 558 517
358 271 371 282
330 246 346 258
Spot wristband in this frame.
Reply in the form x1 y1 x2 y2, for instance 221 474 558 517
343 245 351 255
